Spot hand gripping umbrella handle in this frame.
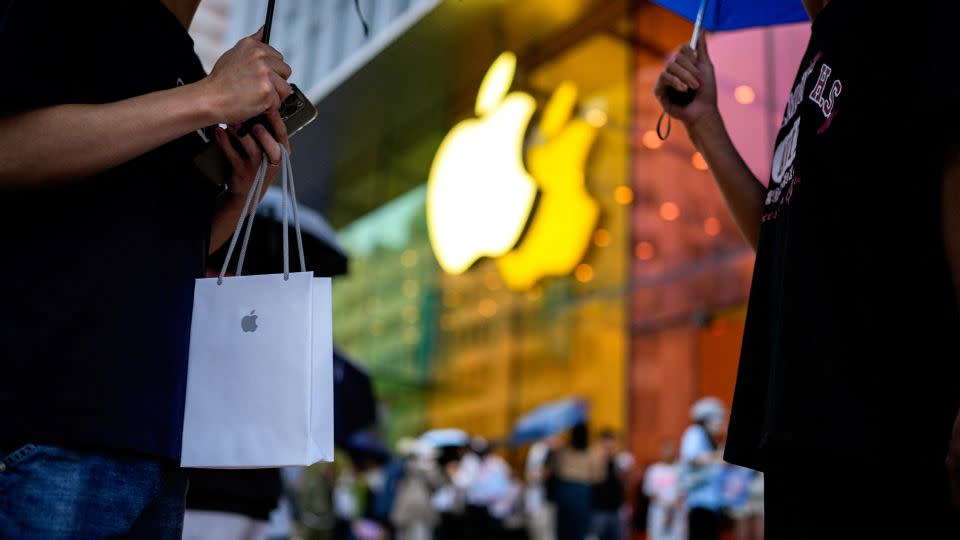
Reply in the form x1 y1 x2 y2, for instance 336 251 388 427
666 0 708 108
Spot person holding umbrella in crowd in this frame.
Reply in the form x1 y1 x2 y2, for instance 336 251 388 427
546 422 598 540
656 0 960 537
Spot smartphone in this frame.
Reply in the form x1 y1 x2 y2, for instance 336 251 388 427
193 84 318 187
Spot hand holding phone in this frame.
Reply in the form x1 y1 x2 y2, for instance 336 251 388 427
203 27 292 126
195 0 317 187
194 87 316 187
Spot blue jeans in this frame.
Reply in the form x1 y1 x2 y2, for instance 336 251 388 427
590 510 624 540
0 444 188 539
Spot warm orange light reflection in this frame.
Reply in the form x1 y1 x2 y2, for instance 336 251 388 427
575 263 594 283
484 272 502 291
585 109 608 128
704 217 721 236
635 241 655 261
478 298 498 318
692 152 709 171
593 228 611 247
642 130 664 150
734 85 756 105
660 202 680 221
614 186 634 205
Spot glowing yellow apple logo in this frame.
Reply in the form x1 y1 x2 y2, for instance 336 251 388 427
496 82 599 290
427 52 538 275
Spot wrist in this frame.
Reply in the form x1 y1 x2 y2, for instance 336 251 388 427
218 191 247 215
190 79 228 126
687 110 724 147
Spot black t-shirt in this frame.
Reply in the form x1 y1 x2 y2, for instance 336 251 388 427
592 458 625 511
0 1 217 460
725 0 960 471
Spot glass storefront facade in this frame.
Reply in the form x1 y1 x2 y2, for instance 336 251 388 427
318 0 810 464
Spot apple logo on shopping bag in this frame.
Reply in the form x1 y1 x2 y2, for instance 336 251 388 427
241 310 259 333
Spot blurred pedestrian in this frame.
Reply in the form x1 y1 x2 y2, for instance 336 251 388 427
0 0 293 537
434 444 469 540
730 472 763 540
680 398 727 540
461 437 512 539
589 430 629 540
373 438 419 538
391 441 443 540
655 1 960 536
546 422 597 540
643 441 685 540
525 434 560 540
333 465 360 540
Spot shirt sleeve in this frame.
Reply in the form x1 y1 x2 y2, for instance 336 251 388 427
680 425 711 463
642 465 659 496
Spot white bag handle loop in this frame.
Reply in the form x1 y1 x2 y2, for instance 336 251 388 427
217 147 306 285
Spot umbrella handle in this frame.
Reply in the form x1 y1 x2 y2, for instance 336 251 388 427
666 0 707 108
666 86 697 107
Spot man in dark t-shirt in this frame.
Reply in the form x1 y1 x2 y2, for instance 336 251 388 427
656 0 960 537
0 0 295 536
590 430 627 540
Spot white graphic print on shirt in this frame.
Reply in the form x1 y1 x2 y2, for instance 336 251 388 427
764 51 843 221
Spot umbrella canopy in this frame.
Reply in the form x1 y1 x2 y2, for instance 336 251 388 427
334 348 379 448
652 0 808 32
510 398 589 446
344 431 391 463
209 186 348 277
419 429 470 449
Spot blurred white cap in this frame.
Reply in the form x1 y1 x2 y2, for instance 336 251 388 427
690 397 726 423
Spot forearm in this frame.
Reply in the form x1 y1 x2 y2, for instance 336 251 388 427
689 112 767 250
0 81 223 187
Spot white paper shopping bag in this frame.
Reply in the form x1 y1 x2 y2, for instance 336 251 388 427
181 148 334 468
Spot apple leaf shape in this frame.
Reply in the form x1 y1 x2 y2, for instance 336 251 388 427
476 52 517 117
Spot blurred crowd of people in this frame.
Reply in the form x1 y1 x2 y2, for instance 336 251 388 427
301 397 762 540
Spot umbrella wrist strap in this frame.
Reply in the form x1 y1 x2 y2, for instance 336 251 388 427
217 147 306 284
